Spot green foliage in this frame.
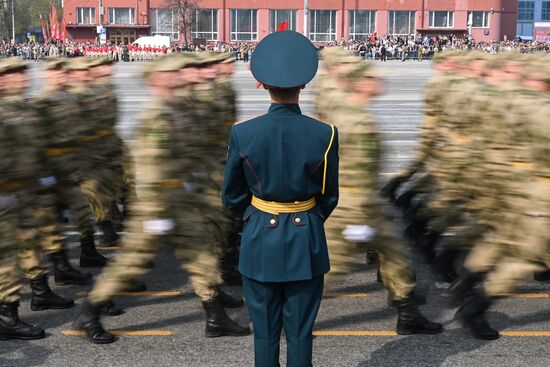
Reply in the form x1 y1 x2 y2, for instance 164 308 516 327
0 0 62 41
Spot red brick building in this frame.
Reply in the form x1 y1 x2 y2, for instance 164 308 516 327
63 0 518 43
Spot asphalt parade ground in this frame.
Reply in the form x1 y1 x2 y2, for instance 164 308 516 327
3 61 550 367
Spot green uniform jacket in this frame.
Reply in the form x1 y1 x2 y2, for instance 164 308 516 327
222 103 339 282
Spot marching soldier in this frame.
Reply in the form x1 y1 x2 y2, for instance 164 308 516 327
73 54 250 344
315 47 442 335
223 31 339 367
35 58 108 268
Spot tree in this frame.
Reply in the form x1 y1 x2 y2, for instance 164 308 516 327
165 0 199 45
0 0 61 42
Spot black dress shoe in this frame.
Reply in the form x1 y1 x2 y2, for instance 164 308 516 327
73 301 116 344
30 275 75 311
0 302 45 340
202 297 250 337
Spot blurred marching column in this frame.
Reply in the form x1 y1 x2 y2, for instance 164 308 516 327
73 54 250 344
33 59 108 269
315 48 442 335
452 53 550 340
0 59 49 341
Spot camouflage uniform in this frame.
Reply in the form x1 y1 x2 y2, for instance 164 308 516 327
89 54 236 303
315 48 415 300
34 59 106 267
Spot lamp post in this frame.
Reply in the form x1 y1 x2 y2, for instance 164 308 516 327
11 0 15 43
303 0 308 37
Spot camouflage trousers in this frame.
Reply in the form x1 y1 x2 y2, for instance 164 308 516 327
465 179 550 297
89 187 227 303
0 198 21 303
80 168 120 223
121 141 137 204
326 189 415 301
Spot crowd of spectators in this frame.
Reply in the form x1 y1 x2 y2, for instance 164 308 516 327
3 34 550 62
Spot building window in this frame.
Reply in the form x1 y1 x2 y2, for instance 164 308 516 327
542 1 550 21
516 22 534 38
150 9 179 41
349 10 376 40
388 11 415 35
270 9 297 32
192 9 218 41
467 11 490 28
309 10 337 42
429 11 453 28
230 9 257 41
108 8 135 25
77 7 96 25
518 1 535 21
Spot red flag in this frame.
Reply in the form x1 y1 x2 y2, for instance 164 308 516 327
50 4 60 40
40 13 48 41
60 15 68 40
256 21 290 88
371 32 376 42
276 21 288 32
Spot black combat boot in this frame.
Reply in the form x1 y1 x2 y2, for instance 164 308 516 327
415 230 440 264
80 235 108 268
98 221 120 247
202 297 251 337
49 251 93 286
449 271 483 299
388 290 426 307
395 296 443 335
30 275 74 311
123 279 147 293
432 249 459 282
216 289 244 308
456 290 499 340
73 300 116 344
366 249 379 265
0 302 45 340
99 300 124 316
534 270 550 282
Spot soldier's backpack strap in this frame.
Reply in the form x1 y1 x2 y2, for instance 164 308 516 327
321 124 336 195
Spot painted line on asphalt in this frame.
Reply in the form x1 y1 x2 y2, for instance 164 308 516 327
323 292 369 298
313 331 550 337
63 330 174 336
77 291 184 297
441 292 549 299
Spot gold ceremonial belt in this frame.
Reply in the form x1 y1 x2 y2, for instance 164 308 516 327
80 128 115 142
45 147 81 157
251 196 316 215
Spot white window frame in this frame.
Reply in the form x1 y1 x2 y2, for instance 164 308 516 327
150 8 179 41
349 10 376 40
518 1 535 21
467 11 490 28
230 9 258 41
108 8 136 25
269 9 297 33
309 10 337 42
543 1 550 21
192 9 219 41
77 7 96 25
388 11 416 35
428 11 454 28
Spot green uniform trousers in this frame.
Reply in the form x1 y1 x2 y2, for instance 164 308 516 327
242 276 324 367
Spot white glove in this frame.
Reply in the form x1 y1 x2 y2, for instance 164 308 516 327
342 225 377 243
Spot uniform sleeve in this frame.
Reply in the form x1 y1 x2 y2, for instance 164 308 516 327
222 127 251 216
316 127 339 219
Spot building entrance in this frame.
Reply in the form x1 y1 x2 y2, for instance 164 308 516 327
110 29 136 45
